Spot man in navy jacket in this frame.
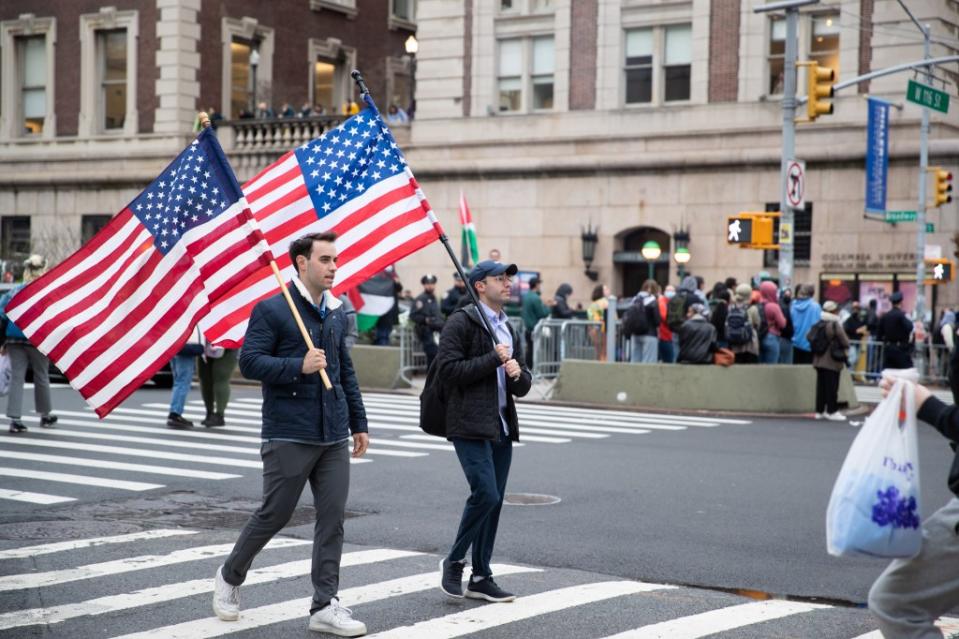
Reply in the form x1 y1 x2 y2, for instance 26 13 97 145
213 232 369 637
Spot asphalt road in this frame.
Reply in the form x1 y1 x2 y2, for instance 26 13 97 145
0 383 956 638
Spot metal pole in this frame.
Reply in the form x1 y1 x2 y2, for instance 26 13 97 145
647 262 654 282
914 25 931 344
778 7 799 293
606 295 617 363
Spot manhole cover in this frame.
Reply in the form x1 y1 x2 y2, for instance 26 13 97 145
503 493 561 506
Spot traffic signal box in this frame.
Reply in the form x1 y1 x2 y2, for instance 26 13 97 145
796 61 834 122
924 258 955 285
726 212 780 249
929 167 953 207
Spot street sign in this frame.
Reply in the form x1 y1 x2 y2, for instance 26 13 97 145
786 160 805 209
907 79 950 114
779 221 793 245
885 210 917 223
927 223 935 233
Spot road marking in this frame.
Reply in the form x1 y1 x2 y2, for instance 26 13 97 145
365 581 673 638
849 616 959 639
0 467 163 492
399 434 525 448
0 487 74 505
0 529 197 561
109 563 540 639
600 600 830 638
356 409 628 437
0 537 309 593
0 438 263 469
0 450 240 480
0 548 420 631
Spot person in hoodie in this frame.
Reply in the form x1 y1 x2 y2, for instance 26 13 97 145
678 303 717 364
778 286 795 364
811 300 849 421
551 283 575 319
729 284 761 364
869 377 959 638
790 284 822 365
658 285 676 363
629 279 661 363
758 281 788 364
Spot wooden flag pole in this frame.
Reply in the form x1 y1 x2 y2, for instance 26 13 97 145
198 113 333 391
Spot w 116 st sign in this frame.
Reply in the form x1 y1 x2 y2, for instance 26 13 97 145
907 80 950 114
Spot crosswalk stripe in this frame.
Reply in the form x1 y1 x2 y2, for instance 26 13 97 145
849 616 959 639
91 407 264 426
599 600 830 638
0 450 241 480
109 563 540 639
0 487 74 505
0 548 420 631
365 580 673 639
0 529 198 560
0 467 164 492
399 434 525 448
359 408 650 436
0 537 309 593
0 438 263 469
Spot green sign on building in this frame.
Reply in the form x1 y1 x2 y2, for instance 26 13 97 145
907 80 950 114
885 210 917 223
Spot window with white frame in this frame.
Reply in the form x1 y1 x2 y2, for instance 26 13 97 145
498 0 552 14
767 12 840 95
392 0 414 21
99 29 127 130
230 37 259 117
19 36 46 135
497 36 554 112
624 29 653 104
663 24 691 102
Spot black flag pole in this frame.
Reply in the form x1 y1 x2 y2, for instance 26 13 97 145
350 69 502 347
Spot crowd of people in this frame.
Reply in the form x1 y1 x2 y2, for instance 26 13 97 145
227 100 411 125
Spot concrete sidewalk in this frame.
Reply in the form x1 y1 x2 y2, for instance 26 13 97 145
855 384 953 405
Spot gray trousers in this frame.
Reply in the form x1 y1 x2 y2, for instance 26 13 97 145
223 439 350 613
869 498 959 638
6 343 52 420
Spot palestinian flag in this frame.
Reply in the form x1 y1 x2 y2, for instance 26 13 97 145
347 270 397 332
459 190 479 268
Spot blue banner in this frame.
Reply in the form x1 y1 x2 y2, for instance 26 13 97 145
865 98 890 213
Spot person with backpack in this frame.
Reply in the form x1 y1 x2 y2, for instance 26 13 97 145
551 283 575 319
758 281 787 364
778 286 795 364
626 280 661 363
790 284 822 365
808 300 849 421
728 284 760 364
710 288 731 348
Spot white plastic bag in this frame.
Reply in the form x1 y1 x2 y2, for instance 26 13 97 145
826 377 922 558
0 353 10 397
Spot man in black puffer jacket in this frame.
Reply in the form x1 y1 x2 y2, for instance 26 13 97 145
436 259 532 604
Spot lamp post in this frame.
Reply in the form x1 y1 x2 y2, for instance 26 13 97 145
404 35 418 119
672 227 691 281
249 48 260 117
641 241 661 282
580 223 599 281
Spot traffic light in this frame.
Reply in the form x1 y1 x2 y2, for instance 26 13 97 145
726 213 779 248
929 167 953 207
797 61 834 121
924 258 954 284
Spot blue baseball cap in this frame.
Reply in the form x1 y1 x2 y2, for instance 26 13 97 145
468 260 518 289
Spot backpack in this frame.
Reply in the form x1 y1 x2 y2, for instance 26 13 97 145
418 358 447 437
725 305 753 346
623 298 650 336
807 320 831 355
755 302 770 340
666 292 688 332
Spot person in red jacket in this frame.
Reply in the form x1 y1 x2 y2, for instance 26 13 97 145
759 281 787 364
658 286 675 362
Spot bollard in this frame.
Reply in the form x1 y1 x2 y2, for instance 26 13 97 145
605 295 617 363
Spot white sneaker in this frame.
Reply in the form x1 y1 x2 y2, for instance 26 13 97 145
309 598 367 636
814 412 824 420
825 412 846 422
212 566 239 621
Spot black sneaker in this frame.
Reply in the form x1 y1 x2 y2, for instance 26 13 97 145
40 415 58 428
167 413 194 429
8 420 27 434
464 576 516 603
439 557 465 598
201 413 213 426
207 413 226 428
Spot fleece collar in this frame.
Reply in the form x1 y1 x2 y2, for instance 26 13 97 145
291 274 343 311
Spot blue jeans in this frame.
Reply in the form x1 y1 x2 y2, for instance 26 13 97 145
169 354 195 415
630 335 658 363
658 339 675 363
778 336 793 364
448 433 512 578
374 324 392 346
760 333 780 364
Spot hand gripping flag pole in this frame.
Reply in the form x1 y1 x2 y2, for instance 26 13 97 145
198 112 334 391
349 71 501 347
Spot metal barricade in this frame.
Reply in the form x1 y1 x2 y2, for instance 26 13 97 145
531 319 605 381
845 339 951 385
397 324 428 385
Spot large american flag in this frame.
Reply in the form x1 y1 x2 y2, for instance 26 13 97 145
199 95 443 347
4 128 271 417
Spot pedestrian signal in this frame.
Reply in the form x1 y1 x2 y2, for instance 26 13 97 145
924 258 954 284
726 213 779 248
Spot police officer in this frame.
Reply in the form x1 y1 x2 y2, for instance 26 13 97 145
441 272 468 316
878 291 914 370
411 274 445 368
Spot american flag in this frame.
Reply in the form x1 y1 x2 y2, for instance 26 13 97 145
4 128 271 417
199 95 443 347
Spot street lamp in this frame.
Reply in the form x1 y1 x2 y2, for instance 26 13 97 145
249 48 260 117
641 241 661 281
404 35 418 119
673 246 691 280
580 223 599 281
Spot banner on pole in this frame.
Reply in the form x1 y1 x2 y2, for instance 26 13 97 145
865 97 890 214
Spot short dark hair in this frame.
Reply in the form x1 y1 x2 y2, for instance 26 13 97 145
289 232 337 270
